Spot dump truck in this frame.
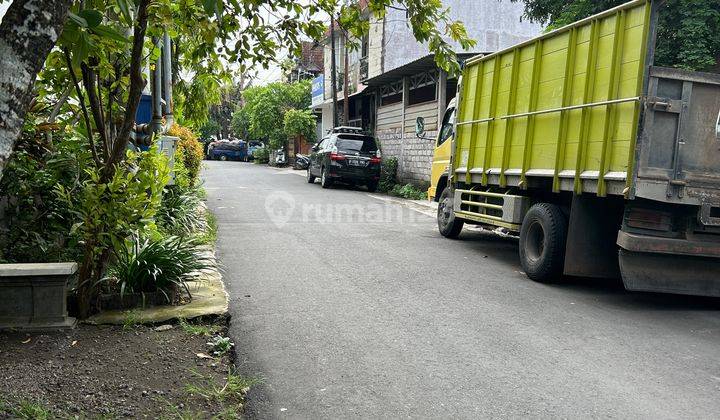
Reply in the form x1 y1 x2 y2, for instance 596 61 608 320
419 0 720 296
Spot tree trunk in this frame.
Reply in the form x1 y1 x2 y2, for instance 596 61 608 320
0 0 72 180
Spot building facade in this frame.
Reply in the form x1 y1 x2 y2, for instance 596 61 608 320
366 0 543 185
313 1 543 185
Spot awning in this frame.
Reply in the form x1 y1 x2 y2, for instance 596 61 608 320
362 53 480 88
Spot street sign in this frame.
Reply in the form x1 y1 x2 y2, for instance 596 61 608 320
311 74 324 107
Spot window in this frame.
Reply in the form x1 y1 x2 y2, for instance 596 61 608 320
437 107 456 147
336 135 378 154
380 80 403 106
315 137 328 151
381 93 402 106
408 71 437 105
322 138 334 151
408 84 436 105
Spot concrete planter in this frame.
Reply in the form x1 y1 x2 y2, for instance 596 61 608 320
98 289 177 311
0 263 77 331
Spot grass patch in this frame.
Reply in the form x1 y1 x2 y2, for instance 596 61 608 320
179 318 221 337
195 210 218 245
122 309 142 330
388 183 427 200
0 399 52 420
185 369 261 405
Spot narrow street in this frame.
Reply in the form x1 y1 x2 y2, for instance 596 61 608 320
204 161 720 419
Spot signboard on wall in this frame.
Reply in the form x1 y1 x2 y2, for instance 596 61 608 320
311 75 324 107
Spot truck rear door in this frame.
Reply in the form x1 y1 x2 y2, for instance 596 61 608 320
635 66 720 224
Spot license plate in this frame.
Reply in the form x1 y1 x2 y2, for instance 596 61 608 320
348 159 364 167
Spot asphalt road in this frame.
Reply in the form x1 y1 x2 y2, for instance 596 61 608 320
203 161 720 419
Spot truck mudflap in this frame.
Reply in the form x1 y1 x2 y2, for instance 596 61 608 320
618 231 720 297
618 249 720 297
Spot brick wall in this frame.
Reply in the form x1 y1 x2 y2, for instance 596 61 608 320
377 128 437 186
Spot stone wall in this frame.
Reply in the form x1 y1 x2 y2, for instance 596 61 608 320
377 128 437 186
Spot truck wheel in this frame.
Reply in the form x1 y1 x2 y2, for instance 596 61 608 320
437 186 463 238
307 168 316 184
519 203 568 283
320 168 333 188
366 181 379 192
219 155 227 161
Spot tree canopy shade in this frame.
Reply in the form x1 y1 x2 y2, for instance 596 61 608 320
511 0 720 71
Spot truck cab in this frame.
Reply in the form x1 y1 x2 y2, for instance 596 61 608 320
428 99 457 202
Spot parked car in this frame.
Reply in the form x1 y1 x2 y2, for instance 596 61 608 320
208 140 248 161
306 127 381 191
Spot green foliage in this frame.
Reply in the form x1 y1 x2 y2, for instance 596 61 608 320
378 156 399 193
283 109 317 143
106 234 216 302
185 369 260 404
0 398 52 420
122 309 143 330
0 129 91 263
252 147 270 164
179 318 221 336
240 80 311 149
194 210 218 246
157 186 209 237
168 124 205 186
56 147 170 261
207 336 235 356
230 106 250 140
512 0 720 71
389 183 428 200
200 119 221 141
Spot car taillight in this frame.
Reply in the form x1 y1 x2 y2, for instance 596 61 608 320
330 152 346 161
369 156 381 164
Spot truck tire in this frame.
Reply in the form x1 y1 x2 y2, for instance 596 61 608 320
307 168 316 183
219 155 227 161
320 167 333 188
519 203 568 283
437 186 463 238
366 181 378 192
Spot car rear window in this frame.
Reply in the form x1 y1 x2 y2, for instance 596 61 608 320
336 135 377 153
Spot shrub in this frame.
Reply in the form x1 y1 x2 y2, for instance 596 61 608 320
389 183 428 200
379 156 398 193
253 147 269 164
106 234 216 303
168 124 204 186
156 186 208 237
0 130 91 263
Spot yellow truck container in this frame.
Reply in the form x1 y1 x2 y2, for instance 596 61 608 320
423 0 720 296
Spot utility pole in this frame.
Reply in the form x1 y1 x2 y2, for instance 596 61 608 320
329 15 339 128
343 34 349 125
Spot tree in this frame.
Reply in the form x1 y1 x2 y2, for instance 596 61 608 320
512 0 720 71
283 109 317 143
240 80 311 149
0 0 72 180
230 106 250 140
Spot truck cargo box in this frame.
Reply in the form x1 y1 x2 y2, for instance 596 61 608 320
452 0 720 208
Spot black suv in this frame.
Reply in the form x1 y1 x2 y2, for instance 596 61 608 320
307 127 382 192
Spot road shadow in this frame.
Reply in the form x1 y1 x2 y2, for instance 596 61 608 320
456 227 720 311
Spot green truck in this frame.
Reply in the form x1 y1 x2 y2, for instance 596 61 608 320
424 0 720 296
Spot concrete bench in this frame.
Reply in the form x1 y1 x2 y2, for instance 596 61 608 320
0 263 77 331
